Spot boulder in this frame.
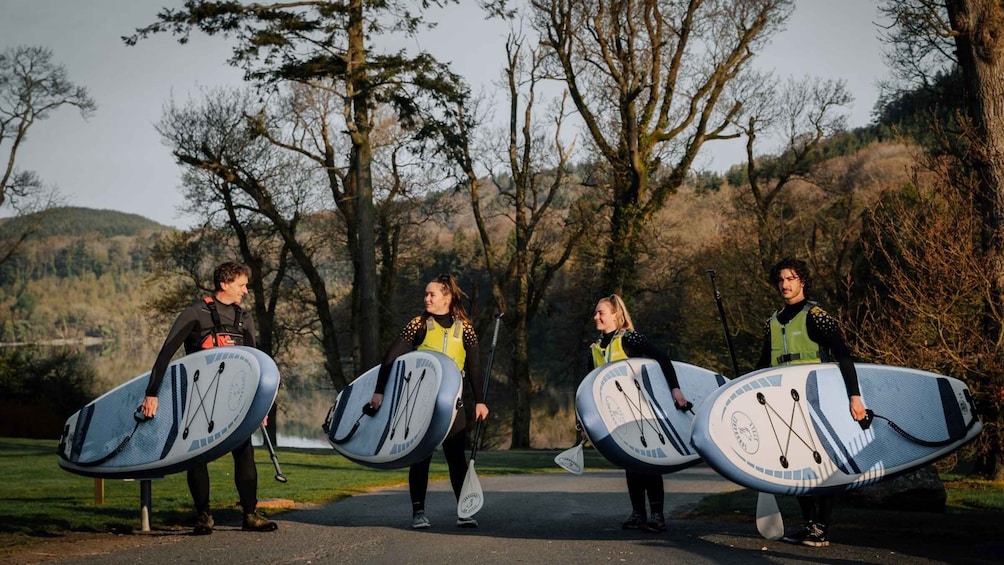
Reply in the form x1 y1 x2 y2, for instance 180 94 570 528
843 465 946 513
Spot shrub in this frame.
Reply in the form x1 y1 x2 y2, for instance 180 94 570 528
0 347 96 438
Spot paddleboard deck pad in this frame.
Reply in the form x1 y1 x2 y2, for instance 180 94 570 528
576 358 727 474
57 346 280 479
690 363 982 495
323 350 462 470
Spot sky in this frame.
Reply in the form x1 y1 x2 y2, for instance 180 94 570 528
0 0 889 229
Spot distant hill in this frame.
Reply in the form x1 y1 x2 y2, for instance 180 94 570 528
0 207 172 240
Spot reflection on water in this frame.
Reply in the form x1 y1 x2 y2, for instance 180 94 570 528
254 433 330 450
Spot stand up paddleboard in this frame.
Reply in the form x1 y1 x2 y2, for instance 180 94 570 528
323 350 462 470
57 346 280 480
690 363 981 495
576 358 728 474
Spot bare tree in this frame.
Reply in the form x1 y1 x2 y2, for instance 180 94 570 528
530 0 794 295
127 0 480 368
451 30 594 448
368 109 457 346
157 87 349 388
735 76 854 273
0 46 95 265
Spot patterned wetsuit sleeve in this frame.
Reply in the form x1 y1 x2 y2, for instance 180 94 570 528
375 317 425 392
806 306 861 397
463 321 484 403
755 319 771 370
621 331 681 389
145 304 201 396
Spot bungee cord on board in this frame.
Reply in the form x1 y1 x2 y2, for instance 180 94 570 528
390 367 427 440
183 361 226 439
613 379 666 448
756 390 823 468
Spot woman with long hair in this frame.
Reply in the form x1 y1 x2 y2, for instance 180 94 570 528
588 294 689 532
369 274 489 529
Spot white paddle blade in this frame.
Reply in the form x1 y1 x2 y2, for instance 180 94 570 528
554 441 584 475
457 460 483 518
756 492 784 540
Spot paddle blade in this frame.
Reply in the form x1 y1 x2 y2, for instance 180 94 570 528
756 492 784 540
457 460 483 518
554 441 584 475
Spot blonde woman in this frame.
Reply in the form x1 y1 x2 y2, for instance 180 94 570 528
589 294 688 532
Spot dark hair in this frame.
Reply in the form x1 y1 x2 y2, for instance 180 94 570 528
214 262 251 290
769 257 812 293
430 273 471 323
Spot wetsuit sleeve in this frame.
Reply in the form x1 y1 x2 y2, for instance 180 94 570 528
463 322 484 403
756 319 771 370
146 305 201 397
807 307 861 397
240 307 257 348
621 331 681 389
374 317 425 392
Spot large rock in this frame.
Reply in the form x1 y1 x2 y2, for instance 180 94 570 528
843 465 946 512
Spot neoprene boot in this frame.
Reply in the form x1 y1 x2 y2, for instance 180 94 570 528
242 510 278 532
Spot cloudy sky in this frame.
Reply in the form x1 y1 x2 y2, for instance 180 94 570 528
1 0 888 229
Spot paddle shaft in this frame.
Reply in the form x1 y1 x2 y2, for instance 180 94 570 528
469 313 503 461
260 424 287 483
706 269 741 379
706 270 784 538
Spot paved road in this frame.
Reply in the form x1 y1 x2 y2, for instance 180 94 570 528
9 466 998 565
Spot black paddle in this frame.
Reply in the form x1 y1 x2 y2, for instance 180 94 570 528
706 269 782 540
457 312 504 519
260 424 287 483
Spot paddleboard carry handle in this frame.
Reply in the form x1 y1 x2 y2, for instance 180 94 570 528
858 409 874 430
330 404 373 444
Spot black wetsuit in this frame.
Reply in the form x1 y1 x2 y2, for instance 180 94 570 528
146 297 259 517
756 299 861 531
376 312 484 513
593 330 681 518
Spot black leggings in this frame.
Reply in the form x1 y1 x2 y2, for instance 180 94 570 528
409 432 467 512
625 470 664 514
796 494 834 527
188 437 258 515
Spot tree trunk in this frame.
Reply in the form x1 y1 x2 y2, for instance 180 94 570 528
348 0 381 369
509 242 533 448
947 0 1004 476
603 199 642 296
510 321 532 448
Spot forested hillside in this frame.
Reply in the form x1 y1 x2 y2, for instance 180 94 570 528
0 207 172 344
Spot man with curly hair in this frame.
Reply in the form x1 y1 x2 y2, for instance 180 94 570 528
757 257 866 547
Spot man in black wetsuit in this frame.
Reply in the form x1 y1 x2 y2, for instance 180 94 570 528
757 257 866 547
140 261 277 535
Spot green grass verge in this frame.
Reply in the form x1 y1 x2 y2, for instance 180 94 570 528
0 438 615 551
